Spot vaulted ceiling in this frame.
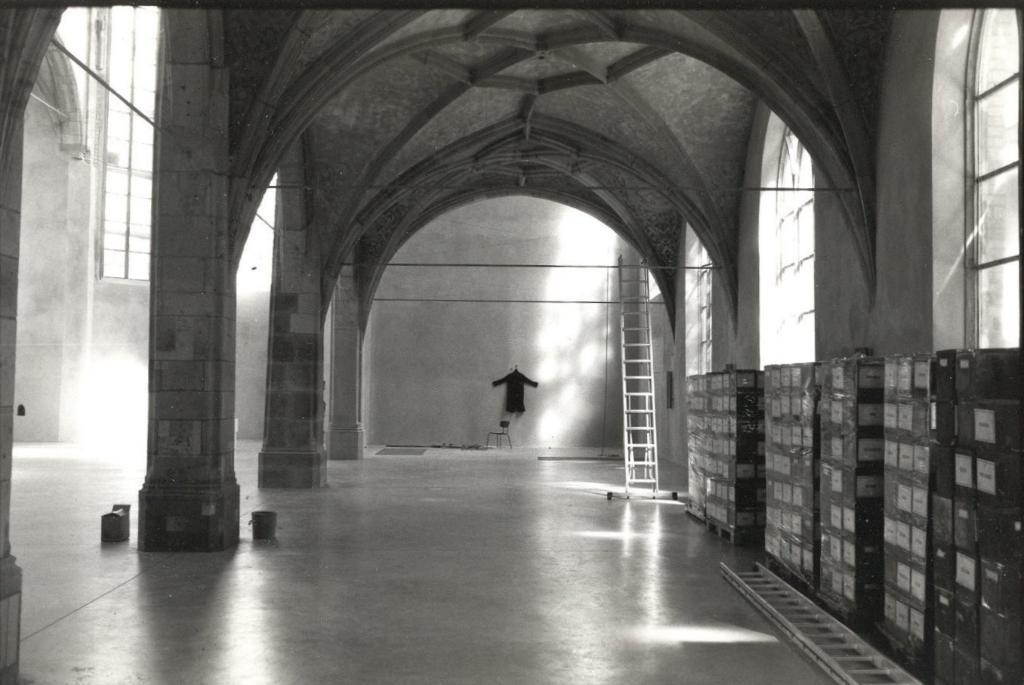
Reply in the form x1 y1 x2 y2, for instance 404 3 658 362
218 8 892 325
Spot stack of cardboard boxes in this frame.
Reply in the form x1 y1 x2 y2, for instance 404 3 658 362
882 353 935 666
817 356 886 623
936 349 1022 684
765 362 821 587
691 369 765 541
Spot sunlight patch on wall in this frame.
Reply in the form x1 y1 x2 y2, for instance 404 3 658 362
534 206 619 446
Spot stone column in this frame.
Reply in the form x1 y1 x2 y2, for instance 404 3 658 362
0 117 25 685
258 143 326 487
138 11 238 552
326 267 364 460
1 10 60 683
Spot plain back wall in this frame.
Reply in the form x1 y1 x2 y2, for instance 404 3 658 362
364 196 667 449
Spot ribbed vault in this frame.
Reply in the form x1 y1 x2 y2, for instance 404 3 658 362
220 8 889 333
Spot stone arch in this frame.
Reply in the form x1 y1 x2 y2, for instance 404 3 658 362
35 44 85 152
228 11 876 306
355 187 669 330
323 118 734 334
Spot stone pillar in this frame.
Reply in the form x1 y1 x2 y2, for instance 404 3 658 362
138 11 238 552
0 118 25 685
258 143 326 488
1 10 60 683
326 267 364 460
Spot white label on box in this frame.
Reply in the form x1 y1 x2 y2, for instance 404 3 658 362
780 395 791 416
931 402 937 430
914 445 930 475
897 522 911 551
831 536 842 561
913 362 931 391
831 437 843 463
898 364 912 393
976 458 996 496
857 475 882 498
790 426 802 447
959 358 970 369
782 483 793 504
937 590 951 608
831 402 844 426
885 440 899 467
956 552 977 591
898 443 915 472
898 403 913 431
911 569 926 603
831 468 843 493
832 366 844 391
910 607 925 640
844 540 856 566
844 573 856 601
831 504 843 530
885 362 897 389
897 562 912 592
884 516 896 544
844 507 856 533
860 404 883 426
955 452 974 488
897 484 912 512
911 526 927 560
895 599 909 631
912 487 929 518
975 408 996 444
803 426 814 447
885 403 898 429
793 487 803 507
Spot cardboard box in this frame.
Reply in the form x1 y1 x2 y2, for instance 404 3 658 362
931 400 957 446
955 591 980 653
935 585 956 635
976 505 1024 564
933 349 959 402
975 446 1024 507
933 445 955 498
979 605 1023 673
980 557 1023 617
955 348 1021 402
935 544 956 590
954 498 977 551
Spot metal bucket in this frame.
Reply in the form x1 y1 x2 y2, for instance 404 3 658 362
251 511 277 540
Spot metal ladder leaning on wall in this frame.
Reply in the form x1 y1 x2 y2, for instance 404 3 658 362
616 257 659 498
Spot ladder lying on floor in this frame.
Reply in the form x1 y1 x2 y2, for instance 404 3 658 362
720 562 922 685
617 258 659 498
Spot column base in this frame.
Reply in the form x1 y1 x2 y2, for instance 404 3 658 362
0 556 22 684
258 449 326 488
138 482 240 552
326 425 364 460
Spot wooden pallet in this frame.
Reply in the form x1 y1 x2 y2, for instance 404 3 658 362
683 501 706 523
706 517 764 545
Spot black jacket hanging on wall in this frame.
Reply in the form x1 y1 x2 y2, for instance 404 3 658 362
492 369 539 413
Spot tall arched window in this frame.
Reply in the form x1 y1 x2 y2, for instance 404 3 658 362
760 115 815 366
55 7 160 281
969 9 1020 347
684 225 712 375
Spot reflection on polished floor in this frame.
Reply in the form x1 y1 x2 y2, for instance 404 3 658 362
12 441 828 684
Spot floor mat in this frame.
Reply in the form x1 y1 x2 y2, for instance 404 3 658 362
377 447 427 456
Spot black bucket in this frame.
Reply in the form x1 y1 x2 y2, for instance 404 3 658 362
251 511 277 540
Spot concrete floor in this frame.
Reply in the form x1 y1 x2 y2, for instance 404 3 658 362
11 441 828 684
